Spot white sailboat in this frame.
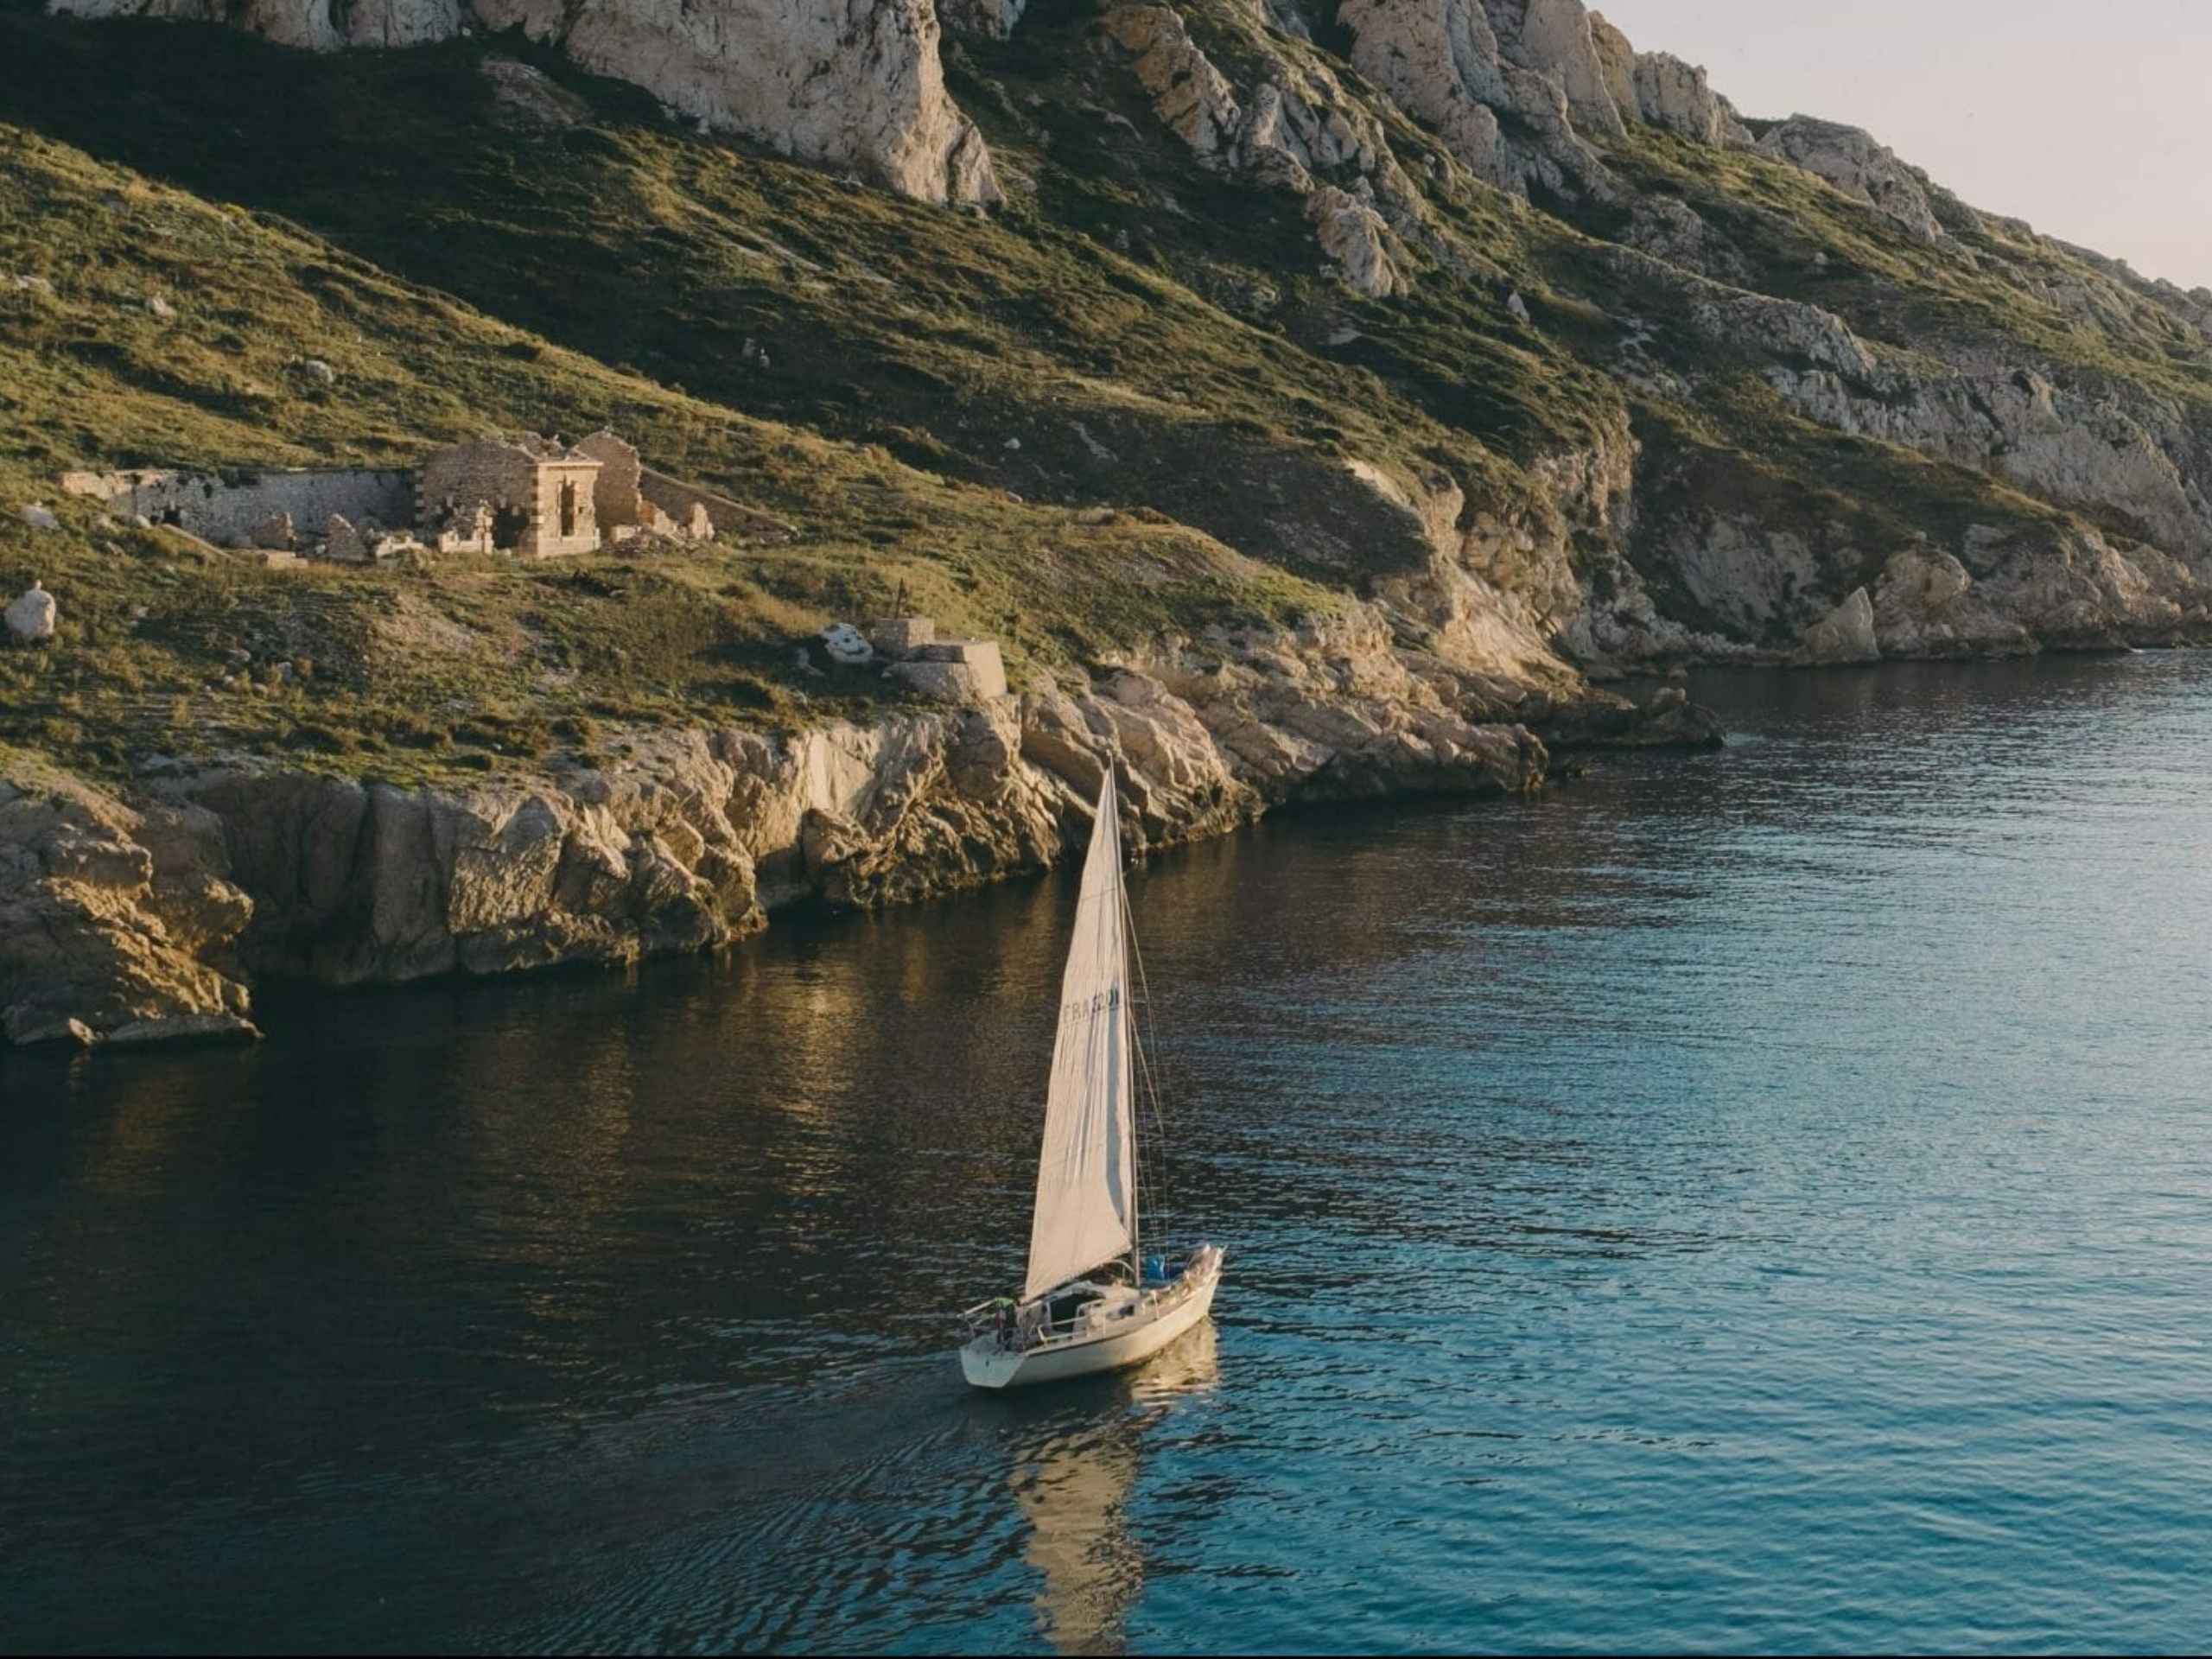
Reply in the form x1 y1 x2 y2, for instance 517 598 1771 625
958 772 1224 1391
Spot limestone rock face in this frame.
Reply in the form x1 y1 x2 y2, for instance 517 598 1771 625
1764 363 2212 565
1103 4 1401 191
1104 6 1243 162
1338 0 1611 199
1623 195 1746 283
1493 0 1625 137
51 0 461 52
477 0 999 205
0 768 258 1046
1586 8 1635 116
1686 284 1878 378
1757 116 1944 242
0 591 1732 1045
1100 3 1421 291
48 0 999 206
1630 51 1731 145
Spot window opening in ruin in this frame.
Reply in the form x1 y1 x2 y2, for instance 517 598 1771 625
559 480 577 540
492 504 528 550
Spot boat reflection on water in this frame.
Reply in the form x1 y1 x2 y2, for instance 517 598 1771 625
1012 1322 1222 1654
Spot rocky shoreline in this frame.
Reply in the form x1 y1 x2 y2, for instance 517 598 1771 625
1 614 1722 1052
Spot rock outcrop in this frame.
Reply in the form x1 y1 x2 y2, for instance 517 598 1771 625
48 0 1000 205
1794 587 1878 664
2 611 1719 1046
1307 185 1400 297
1338 0 1611 199
1756 116 1947 242
0 764 258 1046
1100 3 1422 290
1629 51 1744 147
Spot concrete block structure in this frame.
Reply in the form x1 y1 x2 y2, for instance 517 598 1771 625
918 639 1008 699
868 615 937 657
890 638 1008 702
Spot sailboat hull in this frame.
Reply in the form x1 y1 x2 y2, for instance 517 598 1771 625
961 1250 1224 1391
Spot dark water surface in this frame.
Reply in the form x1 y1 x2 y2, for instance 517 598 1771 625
7 655 2212 1654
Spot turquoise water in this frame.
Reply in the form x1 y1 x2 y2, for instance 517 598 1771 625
5 654 2212 1652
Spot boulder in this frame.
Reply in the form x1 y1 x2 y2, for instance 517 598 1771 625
5 581 56 645
1794 587 1879 664
17 502 60 531
820 621 874 664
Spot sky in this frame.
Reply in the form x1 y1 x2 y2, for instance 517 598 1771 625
1594 0 2212 290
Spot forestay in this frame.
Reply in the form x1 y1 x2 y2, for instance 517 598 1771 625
1024 773 1138 1301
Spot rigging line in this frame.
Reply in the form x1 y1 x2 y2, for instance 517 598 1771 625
1121 877 1172 1135
1120 875 1173 1250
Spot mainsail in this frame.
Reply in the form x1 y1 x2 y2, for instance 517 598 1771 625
1024 773 1138 1301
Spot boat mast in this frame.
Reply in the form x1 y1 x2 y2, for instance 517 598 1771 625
1121 823 1141 1286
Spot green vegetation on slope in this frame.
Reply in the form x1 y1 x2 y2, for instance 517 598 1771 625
3 0 2204 772
0 118 1333 781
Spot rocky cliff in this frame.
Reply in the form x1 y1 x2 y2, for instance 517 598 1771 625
5 0 2209 1045
1 619 1711 1047
48 0 1001 203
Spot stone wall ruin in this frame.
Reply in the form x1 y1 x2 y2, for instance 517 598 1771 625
60 467 415 546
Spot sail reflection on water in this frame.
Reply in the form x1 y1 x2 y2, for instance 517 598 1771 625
1014 1322 1222 1654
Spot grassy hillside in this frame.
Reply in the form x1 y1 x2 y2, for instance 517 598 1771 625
2 1 2203 777
0 104 1334 782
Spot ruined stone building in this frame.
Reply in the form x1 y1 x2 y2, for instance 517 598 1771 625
416 435 604 559
60 425 789 564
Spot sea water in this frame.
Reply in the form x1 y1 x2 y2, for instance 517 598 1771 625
5 653 2211 1652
